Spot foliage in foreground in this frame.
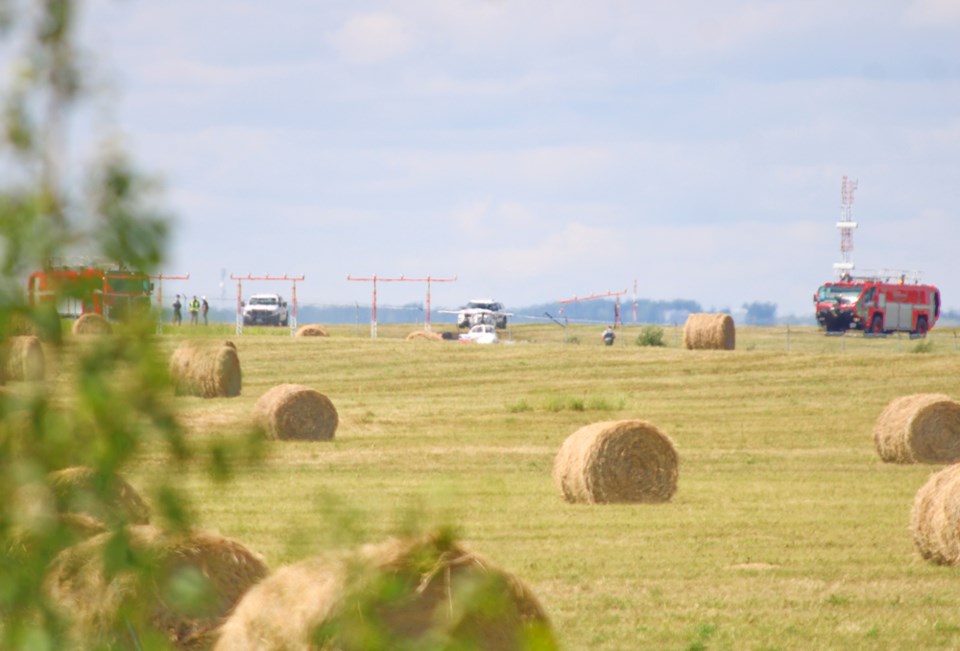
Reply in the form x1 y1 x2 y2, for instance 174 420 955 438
0 4 209 648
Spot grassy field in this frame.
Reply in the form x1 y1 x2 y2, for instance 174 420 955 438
108 323 960 649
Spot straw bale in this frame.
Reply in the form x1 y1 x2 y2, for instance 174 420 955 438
170 340 242 398
553 419 678 504
7 311 37 336
872 394 960 464
3 334 46 381
46 524 268 650
48 466 151 526
71 313 112 335
213 531 557 651
910 464 960 564
682 312 735 350
253 383 338 441
59 512 109 540
295 324 329 337
405 330 443 341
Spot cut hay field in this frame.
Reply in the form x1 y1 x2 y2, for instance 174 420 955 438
124 324 960 649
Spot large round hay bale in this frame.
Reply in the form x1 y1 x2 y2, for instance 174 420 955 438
213 531 557 651
682 312 735 350
253 383 338 441
3 335 46 381
910 464 960 564
71 312 112 335
405 330 443 341
295 324 329 337
873 394 960 464
553 419 678 504
46 524 268 650
48 466 151 526
170 340 242 398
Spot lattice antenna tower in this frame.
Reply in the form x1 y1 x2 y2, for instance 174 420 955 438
835 175 858 278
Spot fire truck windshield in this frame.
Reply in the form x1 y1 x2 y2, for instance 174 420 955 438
817 286 862 304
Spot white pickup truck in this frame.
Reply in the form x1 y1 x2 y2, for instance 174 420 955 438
242 293 289 326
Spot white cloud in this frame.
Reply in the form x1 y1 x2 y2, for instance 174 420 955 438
329 12 414 64
906 0 960 26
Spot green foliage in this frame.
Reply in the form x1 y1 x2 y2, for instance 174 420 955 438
911 339 934 354
635 325 666 347
540 394 624 412
0 4 222 648
507 398 533 413
685 622 718 651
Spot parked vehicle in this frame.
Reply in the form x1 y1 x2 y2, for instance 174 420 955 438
458 323 499 344
242 293 289 326
454 299 509 329
27 264 153 320
814 278 940 335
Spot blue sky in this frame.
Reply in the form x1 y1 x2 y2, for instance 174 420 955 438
72 1 960 318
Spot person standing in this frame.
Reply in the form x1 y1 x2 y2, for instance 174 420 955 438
172 295 182 326
189 295 200 325
201 296 209 326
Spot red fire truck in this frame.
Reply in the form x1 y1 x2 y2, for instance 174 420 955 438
814 277 941 335
27 264 153 320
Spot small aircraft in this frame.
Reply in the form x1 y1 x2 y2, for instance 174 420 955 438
440 298 512 329
458 323 499 344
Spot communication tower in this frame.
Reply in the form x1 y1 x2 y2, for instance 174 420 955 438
834 175 858 278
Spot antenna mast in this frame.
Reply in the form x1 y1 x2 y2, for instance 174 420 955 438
834 175 858 278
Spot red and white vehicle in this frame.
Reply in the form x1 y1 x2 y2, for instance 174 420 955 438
814 278 941 336
27 265 153 320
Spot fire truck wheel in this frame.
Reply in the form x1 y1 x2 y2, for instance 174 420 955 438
870 315 884 334
916 316 928 337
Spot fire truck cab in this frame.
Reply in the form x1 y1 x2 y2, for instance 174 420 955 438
815 278 940 336
27 265 153 320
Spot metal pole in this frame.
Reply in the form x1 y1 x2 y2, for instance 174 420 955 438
372 275 378 339
156 279 163 335
426 275 432 332
236 278 243 336
291 280 298 336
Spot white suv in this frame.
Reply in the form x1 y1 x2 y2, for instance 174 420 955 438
242 293 289 326
457 299 507 329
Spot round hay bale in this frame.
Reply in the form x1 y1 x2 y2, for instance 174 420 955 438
682 312 735 350
295 324 329 337
3 335 46 381
872 393 960 464
71 313 112 336
170 340 242 398
213 531 557 651
553 419 678 504
405 330 443 341
910 464 960 564
253 383 338 441
48 466 151 526
46 524 269 650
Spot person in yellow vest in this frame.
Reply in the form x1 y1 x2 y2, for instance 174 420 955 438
189 295 200 325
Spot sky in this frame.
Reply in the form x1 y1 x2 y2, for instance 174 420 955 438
63 1 960 318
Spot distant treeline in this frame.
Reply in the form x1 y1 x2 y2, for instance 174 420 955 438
195 298 835 327
181 300 960 328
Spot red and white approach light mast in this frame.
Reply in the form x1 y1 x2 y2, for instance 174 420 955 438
834 175 858 278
